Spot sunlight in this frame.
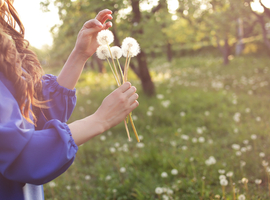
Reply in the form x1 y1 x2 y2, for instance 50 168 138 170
251 0 270 13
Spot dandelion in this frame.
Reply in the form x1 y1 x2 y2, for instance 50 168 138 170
243 140 249 145
161 172 168 178
218 169 225 174
180 111 186 117
138 135 143 140
256 116 261 122
262 160 269 167
49 181 57 188
198 137 205 143
110 46 122 59
177 128 182 132
197 127 203 134
251 134 257 140
182 146 188 150
146 111 153 116
259 152 265 158
100 135 106 141
155 187 163 194
109 147 116 153
226 171 233 177
66 185 71 190
232 144 240 150
233 112 241 122
219 175 226 180
170 141 177 147
156 94 164 99
205 111 210 116
96 45 110 60
245 108 250 113
205 156 216 166
192 138 198 143
181 134 189 140
120 167 126 173
240 161 246 167
136 142 145 148
162 194 169 200
121 37 140 58
255 179 262 184
161 100 171 108
171 169 178 175
105 175 112 181
238 194 246 200
97 29 114 45
112 189 117 193
235 151 242 156
85 175 91 180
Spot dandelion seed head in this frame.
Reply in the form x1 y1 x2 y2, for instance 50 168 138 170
219 175 226 180
97 29 114 45
121 37 140 57
85 175 91 180
96 45 110 60
110 46 122 59
255 179 262 184
49 181 57 188
220 179 228 186
251 134 257 140
161 172 168 178
155 187 163 194
241 178 248 184
238 194 246 200
262 160 269 167
136 142 145 148
120 167 126 173
218 169 225 174
259 152 265 157
226 171 233 177
171 169 178 175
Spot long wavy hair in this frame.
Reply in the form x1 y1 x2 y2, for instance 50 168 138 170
0 0 46 124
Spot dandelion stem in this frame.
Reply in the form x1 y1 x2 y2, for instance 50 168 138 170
124 51 129 83
107 44 121 85
222 185 225 200
116 58 124 83
129 113 140 142
106 58 120 86
124 120 131 141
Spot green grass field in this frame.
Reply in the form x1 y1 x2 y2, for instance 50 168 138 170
44 55 270 200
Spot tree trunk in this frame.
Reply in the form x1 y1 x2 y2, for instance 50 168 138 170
167 41 172 62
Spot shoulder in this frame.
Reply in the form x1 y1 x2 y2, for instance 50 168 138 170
0 72 15 97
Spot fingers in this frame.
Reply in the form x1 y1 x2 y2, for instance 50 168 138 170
118 82 131 93
83 19 103 29
129 93 139 105
125 86 137 97
95 9 113 24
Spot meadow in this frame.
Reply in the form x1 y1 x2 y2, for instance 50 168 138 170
44 55 270 200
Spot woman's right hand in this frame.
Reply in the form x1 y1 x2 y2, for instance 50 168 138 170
93 82 139 131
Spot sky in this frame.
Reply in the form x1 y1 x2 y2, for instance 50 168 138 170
12 0 270 49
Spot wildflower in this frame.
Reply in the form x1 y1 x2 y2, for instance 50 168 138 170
49 181 56 188
190 157 194 162
255 179 262 184
148 106 154 111
238 194 246 200
251 134 257 140
256 116 261 121
121 37 140 57
120 167 126 173
241 178 248 184
198 137 205 143
170 141 177 147
162 194 169 200
177 128 182 132
114 142 120 147
110 46 122 59
208 139 213 144
107 131 112 136
243 140 249 145
182 146 188 150
136 142 145 148
161 100 171 108
197 127 203 134
86 100 91 104
233 112 241 122
156 94 164 99
105 175 111 181
138 135 143 140
205 156 216 166
240 161 246 167
85 175 91 180
262 160 268 167
112 189 117 193
226 171 233 177
109 147 116 153
180 111 186 117
259 152 265 157
146 111 152 116
218 169 225 174
181 134 189 140
234 128 239 133
232 144 240 150
167 189 173 195
100 135 106 141
96 45 110 60
171 169 178 175
155 187 163 194
241 147 247 152
220 179 228 186
219 175 226 180
245 108 250 113
205 111 210 116
161 172 168 178
97 29 114 45
236 151 242 156
66 185 71 190
192 138 198 143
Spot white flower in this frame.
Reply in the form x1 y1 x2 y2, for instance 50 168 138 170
138 135 144 140
240 161 246 167
226 171 233 177
238 194 246 200
251 134 257 140
192 138 197 143
161 172 168 178
109 147 116 153
136 142 145 148
218 169 225 174
219 175 226 180
49 181 57 188
259 152 265 157
114 142 120 147
162 194 169 200
197 127 203 134
198 137 205 143
256 116 261 122
205 156 216 166
243 140 249 145
97 29 114 45
66 185 71 190
100 135 106 141
245 108 251 113
241 147 247 152
85 175 91 180
107 131 112 136
167 189 173 195
180 111 186 117
147 111 152 116
105 175 111 181
148 106 154 111
156 94 164 99
110 46 122 59
233 112 241 122
121 37 140 57
171 169 178 175
182 146 188 150
181 134 189 140
161 100 171 108
255 179 262 184
232 144 240 150
241 178 248 184
220 179 228 186
205 111 210 116
120 167 126 173
190 157 194 162
170 141 177 147
262 160 269 167
96 45 110 60
155 187 163 194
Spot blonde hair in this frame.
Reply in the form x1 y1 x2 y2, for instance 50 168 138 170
0 0 46 124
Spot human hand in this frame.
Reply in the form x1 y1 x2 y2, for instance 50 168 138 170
93 82 139 131
74 9 113 60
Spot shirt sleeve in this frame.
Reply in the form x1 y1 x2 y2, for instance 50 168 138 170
36 74 77 129
0 80 78 185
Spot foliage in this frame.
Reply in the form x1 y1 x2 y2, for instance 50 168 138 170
44 55 270 199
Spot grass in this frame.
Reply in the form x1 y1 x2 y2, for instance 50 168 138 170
44 55 270 200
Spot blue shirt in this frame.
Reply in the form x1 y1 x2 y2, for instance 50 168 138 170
0 72 78 199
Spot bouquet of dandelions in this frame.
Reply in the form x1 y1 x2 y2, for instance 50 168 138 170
96 29 140 142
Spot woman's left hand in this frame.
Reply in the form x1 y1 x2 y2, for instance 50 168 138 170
74 9 113 60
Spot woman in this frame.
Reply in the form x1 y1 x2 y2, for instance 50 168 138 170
0 1 139 199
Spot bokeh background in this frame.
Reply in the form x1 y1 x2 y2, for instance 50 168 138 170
16 0 270 199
